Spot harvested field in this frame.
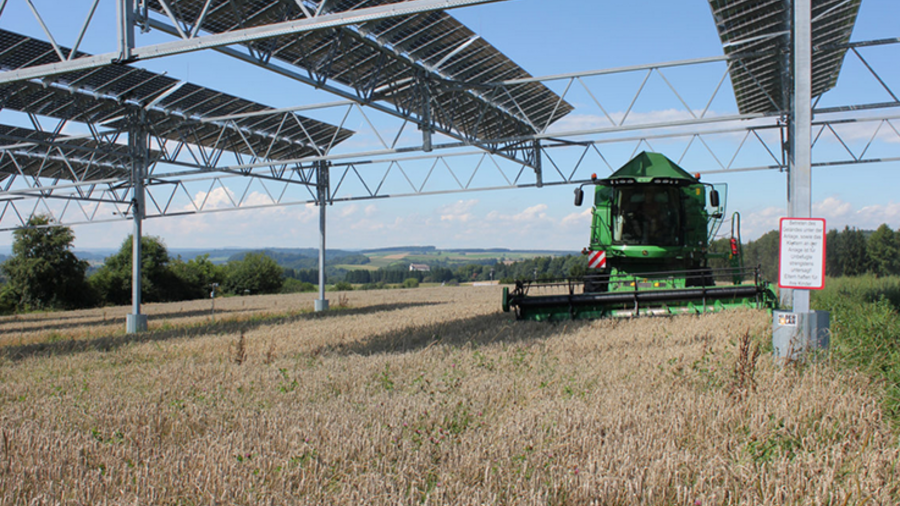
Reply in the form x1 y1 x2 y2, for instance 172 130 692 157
1 286 898 505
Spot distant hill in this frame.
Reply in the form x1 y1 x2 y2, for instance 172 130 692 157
227 249 369 270
443 248 575 255
362 246 437 255
0 244 577 272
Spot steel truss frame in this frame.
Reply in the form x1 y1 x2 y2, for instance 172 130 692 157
3 107 899 232
0 0 570 169
1 34 897 231
0 0 506 83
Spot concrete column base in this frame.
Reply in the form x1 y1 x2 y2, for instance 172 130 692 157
126 313 148 334
773 310 830 362
314 299 329 312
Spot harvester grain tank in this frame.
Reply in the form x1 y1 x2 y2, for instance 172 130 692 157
502 152 777 321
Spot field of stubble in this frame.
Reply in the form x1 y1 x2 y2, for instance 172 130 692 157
0 286 898 505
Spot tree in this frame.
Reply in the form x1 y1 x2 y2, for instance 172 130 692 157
742 230 780 282
840 227 869 276
0 215 93 311
867 224 900 277
222 252 284 295
825 229 843 277
169 254 226 300
90 235 181 305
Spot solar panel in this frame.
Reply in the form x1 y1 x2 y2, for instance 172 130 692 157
0 30 354 166
708 0 861 114
0 125 136 182
144 0 573 142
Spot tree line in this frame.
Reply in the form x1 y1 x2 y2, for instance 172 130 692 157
709 224 900 280
344 255 590 285
4 215 900 314
0 216 284 313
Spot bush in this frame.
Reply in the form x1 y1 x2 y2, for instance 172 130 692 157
222 252 284 295
813 276 900 421
332 281 353 291
169 254 225 300
281 278 316 293
402 278 419 288
90 235 181 305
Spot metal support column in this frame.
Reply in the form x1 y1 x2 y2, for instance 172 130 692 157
788 0 812 313
533 139 543 188
117 0 135 62
420 77 433 152
315 161 329 312
126 111 148 333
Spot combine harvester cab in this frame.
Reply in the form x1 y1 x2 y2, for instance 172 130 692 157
502 152 777 321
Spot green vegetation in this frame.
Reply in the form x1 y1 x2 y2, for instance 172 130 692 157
709 230 780 281
332 281 353 291
0 215 93 312
813 275 900 421
90 235 184 305
4 218 900 318
221 252 284 295
0 225 289 314
281 278 316 293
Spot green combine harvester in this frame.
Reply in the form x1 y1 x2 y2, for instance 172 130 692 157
502 152 777 321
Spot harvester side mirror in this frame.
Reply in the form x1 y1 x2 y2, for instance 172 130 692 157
574 187 584 207
709 189 720 208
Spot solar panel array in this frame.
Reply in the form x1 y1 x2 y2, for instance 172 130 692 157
709 0 861 114
145 0 573 142
0 29 353 175
0 125 137 182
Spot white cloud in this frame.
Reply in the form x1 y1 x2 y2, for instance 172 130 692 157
186 186 236 211
561 208 592 228
484 204 550 224
338 204 358 218
857 201 900 225
735 206 785 240
812 196 854 221
438 199 478 222
817 121 900 145
738 197 900 241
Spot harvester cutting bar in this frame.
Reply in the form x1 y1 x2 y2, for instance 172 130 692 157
502 267 776 321
515 284 762 307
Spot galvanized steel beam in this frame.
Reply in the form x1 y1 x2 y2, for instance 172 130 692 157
0 0 507 85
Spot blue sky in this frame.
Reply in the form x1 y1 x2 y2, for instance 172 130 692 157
1 0 899 251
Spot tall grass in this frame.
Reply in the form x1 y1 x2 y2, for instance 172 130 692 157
813 275 900 419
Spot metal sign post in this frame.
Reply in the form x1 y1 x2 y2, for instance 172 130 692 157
774 218 829 361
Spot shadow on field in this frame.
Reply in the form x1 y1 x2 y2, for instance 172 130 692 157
0 301 444 361
315 311 590 357
0 307 264 336
0 312 100 325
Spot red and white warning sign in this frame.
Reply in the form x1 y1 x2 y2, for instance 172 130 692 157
588 250 607 269
778 217 826 290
